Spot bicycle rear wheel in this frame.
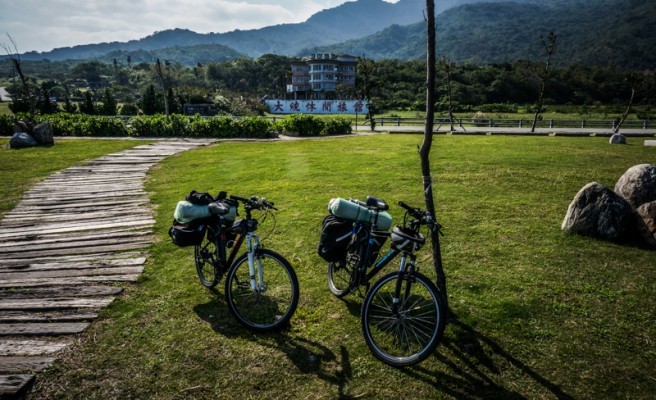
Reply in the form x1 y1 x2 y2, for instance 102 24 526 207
327 259 356 297
195 235 220 288
361 271 445 367
225 249 299 332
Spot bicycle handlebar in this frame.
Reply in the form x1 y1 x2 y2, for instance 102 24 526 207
230 195 277 211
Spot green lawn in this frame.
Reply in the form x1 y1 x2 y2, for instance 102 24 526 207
14 134 656 399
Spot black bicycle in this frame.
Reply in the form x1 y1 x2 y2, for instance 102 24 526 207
325 197 446 366
193 195 299 332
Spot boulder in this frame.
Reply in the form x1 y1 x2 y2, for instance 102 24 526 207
609 134 626 144
562 182 636 241
614 164 656 208
10 132 38 149
636 201 656 247
32 122 54 145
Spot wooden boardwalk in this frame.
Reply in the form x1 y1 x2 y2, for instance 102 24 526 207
0 140 214 398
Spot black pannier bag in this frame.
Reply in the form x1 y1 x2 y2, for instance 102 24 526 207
169 220 207 247
318 215 353 262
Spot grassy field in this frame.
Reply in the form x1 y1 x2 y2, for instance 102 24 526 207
5 134 655 399
0 138 152 218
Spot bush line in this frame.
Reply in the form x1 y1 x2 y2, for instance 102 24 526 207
0 113 352 138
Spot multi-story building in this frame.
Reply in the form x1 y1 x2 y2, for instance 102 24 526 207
287 53 357 100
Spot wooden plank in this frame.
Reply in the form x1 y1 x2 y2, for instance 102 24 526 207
0 357 56 373
6 198 148 211
0 374 34 396
0 309 100 323
0 241 151 259
0 298 114 311
0 216 154 234
0 322 89 336
0 252 147 267
0 220 154 240
0 212 152 227
0 257 146 272
0 286 123 299
0 230 151 248
0 340 69 356
0 236 151 255
0 266 143 280
0 274 141 288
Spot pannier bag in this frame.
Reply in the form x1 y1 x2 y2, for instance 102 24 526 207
317 215 353 262
328 197 393 231
169 220 207 247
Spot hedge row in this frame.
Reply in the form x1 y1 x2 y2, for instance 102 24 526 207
0 113 352 138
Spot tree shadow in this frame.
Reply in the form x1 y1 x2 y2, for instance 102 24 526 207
193 299 356 399
400 316 574 400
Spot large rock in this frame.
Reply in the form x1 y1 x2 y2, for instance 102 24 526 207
9 132 38 149
614 164 656 208
32 122 54 145
609 134 626 144
562 182 636 241
636 201 656 247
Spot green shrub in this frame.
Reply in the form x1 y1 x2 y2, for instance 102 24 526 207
278 114 325 136
234 117 275 138
0 115 15 136
321 117 352 136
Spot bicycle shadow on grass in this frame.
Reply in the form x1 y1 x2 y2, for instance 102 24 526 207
193 297 357 399
400 316 574 400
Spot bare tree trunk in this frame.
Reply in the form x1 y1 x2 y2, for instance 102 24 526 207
531 32 558 133
2 34 35 113
614 87 635 134
419 0 449 312
155 59 170 116
441 59 456 132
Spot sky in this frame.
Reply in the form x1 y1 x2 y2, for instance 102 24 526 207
0 0 400 54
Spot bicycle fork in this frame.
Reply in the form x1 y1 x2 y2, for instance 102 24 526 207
391 253 416 316
246 233 265 293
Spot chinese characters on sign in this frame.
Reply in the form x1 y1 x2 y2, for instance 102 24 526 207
265 100 368 115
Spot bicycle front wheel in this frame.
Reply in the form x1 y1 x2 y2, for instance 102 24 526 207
195 236 220 289
361 271 445 367
225 249 299 332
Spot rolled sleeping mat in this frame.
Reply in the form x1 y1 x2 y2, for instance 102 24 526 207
328 197 392 231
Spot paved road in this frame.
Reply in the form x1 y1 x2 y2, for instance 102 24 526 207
365 125 656 136
0 87 11 102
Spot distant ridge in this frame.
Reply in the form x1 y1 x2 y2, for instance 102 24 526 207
7 0 654 70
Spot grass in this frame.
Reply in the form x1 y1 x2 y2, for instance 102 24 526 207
0 138 152 218
6 134 654 399
0 102 11 115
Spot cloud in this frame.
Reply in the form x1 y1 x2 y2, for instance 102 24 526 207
0 0 353 52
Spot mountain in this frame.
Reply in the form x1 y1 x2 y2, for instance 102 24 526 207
302 0 656 69
16 0 429 62
10 0 653 70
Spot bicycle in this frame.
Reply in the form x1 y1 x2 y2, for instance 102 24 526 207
193 194 299 332
325 196 446 366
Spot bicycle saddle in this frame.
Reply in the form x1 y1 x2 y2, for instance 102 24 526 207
366 196 389 211
391 226 425 248
208 201 230 216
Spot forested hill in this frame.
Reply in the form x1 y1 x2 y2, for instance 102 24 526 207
303 0 656 70
14 0 428 62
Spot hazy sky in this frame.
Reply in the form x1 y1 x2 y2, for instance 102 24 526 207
0 0 399 53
